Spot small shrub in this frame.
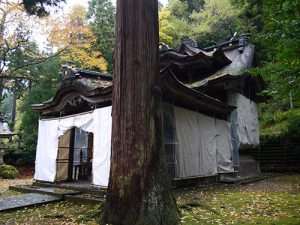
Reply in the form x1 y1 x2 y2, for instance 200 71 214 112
0 164 21 179
260 112 275 127
286 111 300 138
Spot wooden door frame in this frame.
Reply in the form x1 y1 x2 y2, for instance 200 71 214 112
67 127 76 181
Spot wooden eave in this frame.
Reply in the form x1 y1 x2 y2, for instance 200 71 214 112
197 74 266 103
32 84 112 115
161 68 235 119
32 69 235 120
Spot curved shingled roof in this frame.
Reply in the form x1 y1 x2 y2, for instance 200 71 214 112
32 67 234 119
161 68 235 119
160 43 232 83
188 44 255 89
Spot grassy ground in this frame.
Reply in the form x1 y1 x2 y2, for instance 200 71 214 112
0 174 299 225
176 174 300 224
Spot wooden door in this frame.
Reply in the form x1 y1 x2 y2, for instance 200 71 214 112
56 129 74 181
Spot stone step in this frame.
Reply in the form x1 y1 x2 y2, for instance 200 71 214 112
9 185 80 198
32 181 106 197
220 175 266 185
0 193 61 212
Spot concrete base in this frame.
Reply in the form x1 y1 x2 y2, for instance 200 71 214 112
0 193 61 212
9 185 80 198
2 184 102 211
238 154 261 178
32 181 106 197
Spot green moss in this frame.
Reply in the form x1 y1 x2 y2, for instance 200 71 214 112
137 144 145 168
0 164 21 179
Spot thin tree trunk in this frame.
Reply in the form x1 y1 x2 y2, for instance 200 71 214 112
102 0 179 224
11 78 17 127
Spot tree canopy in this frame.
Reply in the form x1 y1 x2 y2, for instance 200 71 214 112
87 0 115 72
48 5 108 72
22 0 66 17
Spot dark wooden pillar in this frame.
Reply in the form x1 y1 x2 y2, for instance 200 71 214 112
67 127 75 181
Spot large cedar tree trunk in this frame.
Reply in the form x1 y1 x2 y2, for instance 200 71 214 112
102 0 179 224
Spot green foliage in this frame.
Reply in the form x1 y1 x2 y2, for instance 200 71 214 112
0 164 21 179
22 0 66 17
16 58 60 164
253 0 300 105
160 0 244 47
168 0 189 19
286 110 300 138
253 0 300 136
0 93 13 123
260 108 300 137
185 0 205 14
159 9 191 46
190 0 242 46
87 0 115 73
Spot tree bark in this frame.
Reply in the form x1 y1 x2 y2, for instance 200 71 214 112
102 1 179 224
11 78 18 126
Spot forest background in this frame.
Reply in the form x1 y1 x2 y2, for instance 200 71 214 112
0 0 299 163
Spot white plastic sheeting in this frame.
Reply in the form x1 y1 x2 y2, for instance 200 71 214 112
215 119 234 172
92 107 112 186
174 107 233 178
35 104 234 183
230 93 260 149
34 119 59 182
34 106 112 186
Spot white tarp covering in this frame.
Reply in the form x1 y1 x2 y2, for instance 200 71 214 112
34 106 112 186
174 107 233 178
92 107 112 186
34 119 59 182
35 104 234 184
231 93 260 148
215 119 234 172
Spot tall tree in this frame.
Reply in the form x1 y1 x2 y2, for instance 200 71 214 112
22 0 66 17
0 0 62 109
87 0 115 72
16 57 60 163
48 5 108 72
159 0 243 47
102 0 179 224
252 0 300 109
3 41 47 127
0 1 30 77
190 0 242 46
0 1 58 77
159 0 191 46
